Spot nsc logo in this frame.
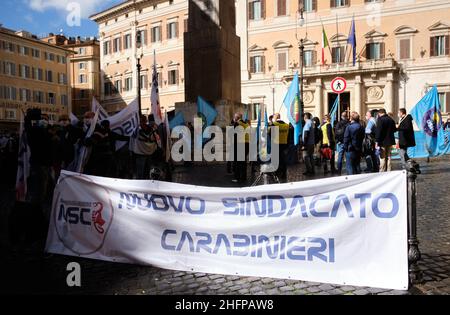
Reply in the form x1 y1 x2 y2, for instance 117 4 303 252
53 175 114 256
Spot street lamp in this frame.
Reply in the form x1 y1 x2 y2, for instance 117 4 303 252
136 30 143 116
296 4 305 122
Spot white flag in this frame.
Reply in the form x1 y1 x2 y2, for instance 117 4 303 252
76 109 100 173
92 97 109 121
15 111 30 201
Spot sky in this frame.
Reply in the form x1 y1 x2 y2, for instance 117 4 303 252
0 0 124 38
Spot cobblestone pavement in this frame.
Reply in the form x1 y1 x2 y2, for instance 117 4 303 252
0 156 449 295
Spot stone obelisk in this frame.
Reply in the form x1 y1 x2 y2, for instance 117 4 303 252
184 0 241 105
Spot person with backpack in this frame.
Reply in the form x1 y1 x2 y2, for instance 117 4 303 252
334 112 350 175
343 112 365 175
363 110 379 173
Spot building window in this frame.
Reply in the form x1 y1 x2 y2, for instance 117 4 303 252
157 72 163 88
104 82 113 96
79 47 86 55
332 46 345 63
167 22 178 39
303 50 316 67
366 42 385 60
113 37 121 52
79 62 86 70
137 30 147 47
125 77 133 91
19 88 32 102
151 26 162 42
19 46 30 56
303 0 317 12
168 70 178 85
5 109 16 120
124 34 132 50
140 75 148 89
114 80 122 94
399 38 411 60
61 95 68 106
251 103 261 121
46 70 53 82
47 92 56 105
103 41 111 55
249 0 265 21
250 55 265 73
331 0 349 8
20 65 31 79
276 0 287 16
59 73 67 84
430 35 449 57
276 51 287 72
31 49 40 58
33 91 44 103
35 68 43 81
79 74 87 84
45 52 55 61
438 92 450 113
3 62 16 76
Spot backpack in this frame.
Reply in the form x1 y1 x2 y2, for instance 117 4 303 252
335 121 347 140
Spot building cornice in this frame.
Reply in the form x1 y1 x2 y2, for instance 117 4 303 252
0 30 76 54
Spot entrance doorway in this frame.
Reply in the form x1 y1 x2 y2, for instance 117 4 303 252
328 92 350 121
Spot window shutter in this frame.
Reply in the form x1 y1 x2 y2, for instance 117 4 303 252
184 19 188 33
261 55 266 73
330 0 335 9
248 1 254 20
250 56 255 73
175 22 179 38
445 35 450 56
346 0 351 6
176 70 179 85
380 42 385 59
430 37 436 57
167 24 170 39
109 40 112 54
400 39 410 59
261 0 266 19
312 0 317 11
313 50 317 65
277 0 286 16
365 43 370 59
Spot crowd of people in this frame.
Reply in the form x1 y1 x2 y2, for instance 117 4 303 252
225 107 418 184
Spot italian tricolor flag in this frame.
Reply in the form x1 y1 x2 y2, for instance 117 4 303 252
322 26 330 65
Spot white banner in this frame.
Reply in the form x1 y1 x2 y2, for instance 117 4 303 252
107 99 139 151
45 171 408 290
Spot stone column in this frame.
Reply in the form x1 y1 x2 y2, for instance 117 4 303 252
354 75 363 115
315 78 323 118
384 73 395 114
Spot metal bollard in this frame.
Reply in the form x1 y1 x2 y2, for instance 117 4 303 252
406 160 423 286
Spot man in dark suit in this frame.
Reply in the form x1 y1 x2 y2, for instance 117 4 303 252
375 108 396 172
397 108 416 169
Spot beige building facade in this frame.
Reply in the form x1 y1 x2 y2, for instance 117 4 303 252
91 0 450 121
0 27 73 129
238 0 450 121
91 0 188 115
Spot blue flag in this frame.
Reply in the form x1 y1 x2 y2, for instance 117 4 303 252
169 112 185 130
410 85 450 157
330 97 339 127
347 17 356 66
197 96 218 128
283 72 302 145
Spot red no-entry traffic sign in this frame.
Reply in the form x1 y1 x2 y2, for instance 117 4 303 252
331 77 347 94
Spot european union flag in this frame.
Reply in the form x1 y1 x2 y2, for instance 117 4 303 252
197 96 218 128
283 72 302 145
169 112 185 130
347 17 357 66
410 85 450 157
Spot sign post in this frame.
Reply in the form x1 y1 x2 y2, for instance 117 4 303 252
331 77 347 120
